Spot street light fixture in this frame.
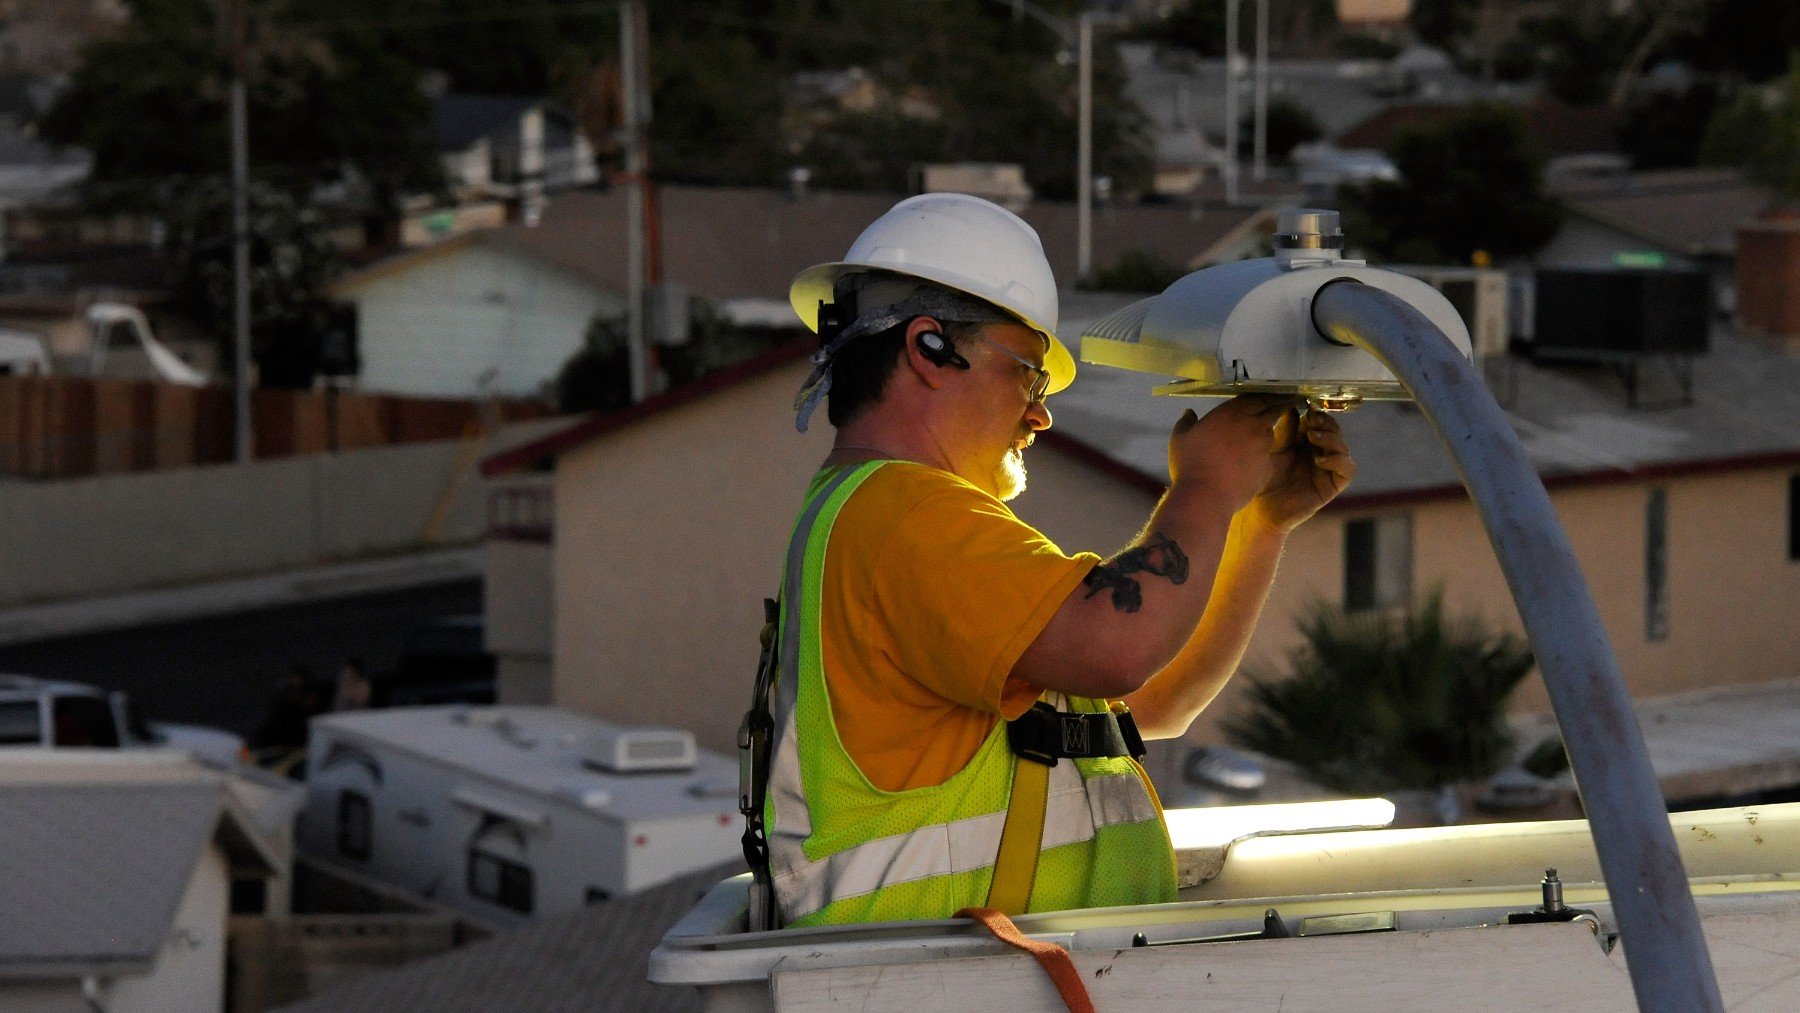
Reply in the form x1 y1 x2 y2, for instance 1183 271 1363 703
1078 208 1725 1013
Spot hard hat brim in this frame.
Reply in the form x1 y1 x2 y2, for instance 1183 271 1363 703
789 261 1075 396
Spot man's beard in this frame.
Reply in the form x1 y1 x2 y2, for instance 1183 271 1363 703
994 446 1028 502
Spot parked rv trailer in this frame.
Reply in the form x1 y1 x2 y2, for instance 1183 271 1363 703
298 706 740 928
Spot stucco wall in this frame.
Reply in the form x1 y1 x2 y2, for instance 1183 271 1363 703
0 430 537 609
551 362 833 752
1205 466 1800 739
546 360 1800 761
348 243 621 399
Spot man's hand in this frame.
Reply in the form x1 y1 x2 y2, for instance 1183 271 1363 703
1167 394 1304 510
1245 408 1355 533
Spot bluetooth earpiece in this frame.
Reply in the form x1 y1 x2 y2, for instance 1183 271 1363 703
916 331 970 369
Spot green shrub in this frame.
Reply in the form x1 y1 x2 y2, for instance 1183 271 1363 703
1222 589 1536 794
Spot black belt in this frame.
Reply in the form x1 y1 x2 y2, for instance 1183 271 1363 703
1007 701 1146 767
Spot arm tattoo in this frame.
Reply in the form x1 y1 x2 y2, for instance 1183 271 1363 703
1081 533 1189 613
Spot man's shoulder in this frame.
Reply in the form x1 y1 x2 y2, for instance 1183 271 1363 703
840 461 995 523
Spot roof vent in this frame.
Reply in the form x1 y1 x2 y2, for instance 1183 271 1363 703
582 727 696 774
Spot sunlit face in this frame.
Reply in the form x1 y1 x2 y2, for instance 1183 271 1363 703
957 322 1052 502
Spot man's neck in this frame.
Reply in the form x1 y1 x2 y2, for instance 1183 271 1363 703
829 413 952 473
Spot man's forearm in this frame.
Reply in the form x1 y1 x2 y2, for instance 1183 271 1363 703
1124 508 1287 739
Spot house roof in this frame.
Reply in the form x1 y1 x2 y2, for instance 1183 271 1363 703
0 751 276 977
484 288 1800 500
272 860 739 1013
481 336 815 477
1549 168 1776 259
338 185 1274 309
1335 101 1621 158
1046 305 1800 511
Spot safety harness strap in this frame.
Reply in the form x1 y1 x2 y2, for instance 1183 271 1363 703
738 596 781 931
1007 701 1147 767
983 752 1048 914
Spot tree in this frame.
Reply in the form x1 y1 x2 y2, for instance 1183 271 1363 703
38 0 440 207
1407 0 1478 53
1700 55 1800 200
1661 0 1800 89
1617 83 1719 170
1128 0 1339 56
1241 97 1322 166
555 315 633 415
1335 103 1562 265
1221 590 1536 797
168 179 345 388
643 1 1156 197
554 297 792 413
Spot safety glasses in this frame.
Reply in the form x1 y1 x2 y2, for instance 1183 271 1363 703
977 336 1051 403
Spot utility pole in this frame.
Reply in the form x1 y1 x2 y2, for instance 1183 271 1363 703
1252 0 1269 182
620 0 649 404
225 0 252 462
1223 0 1239 205
1076 12 1092 281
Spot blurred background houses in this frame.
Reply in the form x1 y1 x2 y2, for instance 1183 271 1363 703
2 1 1799 1008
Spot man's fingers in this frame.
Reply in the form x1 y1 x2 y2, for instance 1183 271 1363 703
1304 427 1349 454
1312 448 1356 488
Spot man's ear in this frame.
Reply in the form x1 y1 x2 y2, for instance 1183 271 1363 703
901 316 954 389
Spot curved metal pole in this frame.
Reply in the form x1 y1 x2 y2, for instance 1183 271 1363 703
1311 280 1722 1013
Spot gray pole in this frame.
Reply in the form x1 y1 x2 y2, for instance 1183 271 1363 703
1223 0 1239 205
1252 0 1268 182
1077 13 1092 281
621 0 648 404
1310 280 1723 1013
229 19 252 463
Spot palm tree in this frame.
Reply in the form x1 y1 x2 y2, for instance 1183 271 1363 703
1222 590 1535 800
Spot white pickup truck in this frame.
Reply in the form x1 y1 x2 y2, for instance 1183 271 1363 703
0 674 245 767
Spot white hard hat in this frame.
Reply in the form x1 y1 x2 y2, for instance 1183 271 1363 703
790 193 1074 394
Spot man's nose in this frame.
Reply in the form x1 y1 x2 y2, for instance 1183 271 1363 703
1025 399 1052 431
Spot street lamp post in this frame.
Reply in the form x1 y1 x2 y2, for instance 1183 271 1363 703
1076 13 1092 280
1253 0 1269 182
224 0 252 463
1224 0 1239 205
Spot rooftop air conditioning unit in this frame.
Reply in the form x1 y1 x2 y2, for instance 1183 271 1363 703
583 727 697 774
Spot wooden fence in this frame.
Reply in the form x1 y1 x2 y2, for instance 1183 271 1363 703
0 376 553 479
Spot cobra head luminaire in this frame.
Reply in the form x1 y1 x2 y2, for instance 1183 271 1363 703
1079 209 1471 411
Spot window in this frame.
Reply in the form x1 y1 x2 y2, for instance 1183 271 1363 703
1344 515 1413 612
51 695 120 747
0 701 41 745
337 790 373 860
1646 487 1669 642
468 851 534 914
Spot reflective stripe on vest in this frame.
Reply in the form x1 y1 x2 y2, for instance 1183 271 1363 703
767 461 1178 926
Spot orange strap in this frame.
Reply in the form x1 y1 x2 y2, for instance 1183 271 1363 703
955 906 1096 1013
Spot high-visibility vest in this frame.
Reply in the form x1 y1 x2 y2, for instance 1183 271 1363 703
767 461 1178 927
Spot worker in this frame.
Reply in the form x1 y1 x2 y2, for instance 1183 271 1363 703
749 193 1354 929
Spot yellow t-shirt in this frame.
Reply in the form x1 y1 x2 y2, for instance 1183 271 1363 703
819 462 1101 792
